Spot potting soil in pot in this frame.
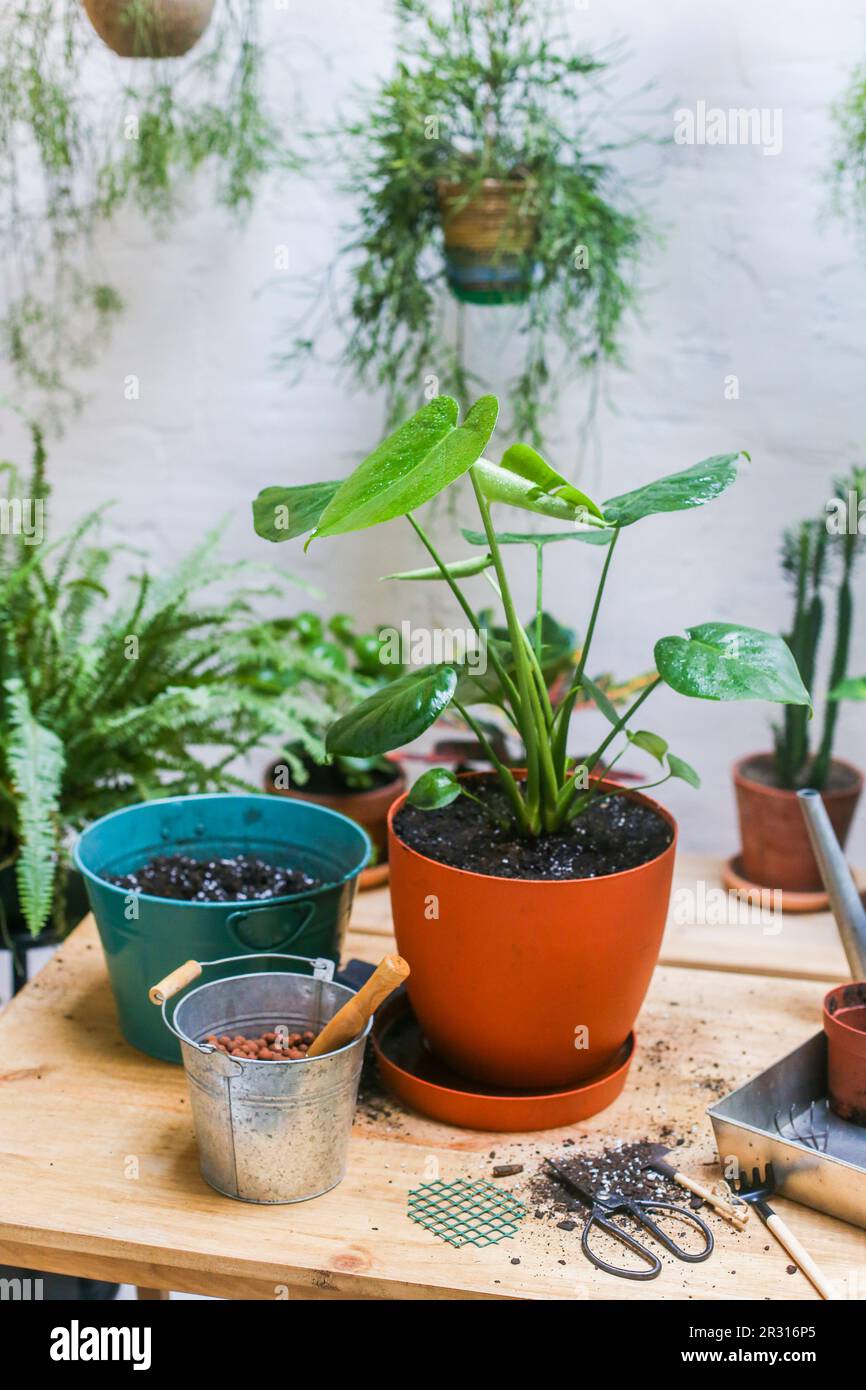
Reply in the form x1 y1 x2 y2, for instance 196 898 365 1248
107 853 321 901
395 784 672 878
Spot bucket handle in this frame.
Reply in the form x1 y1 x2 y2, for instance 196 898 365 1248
148 952 336 1053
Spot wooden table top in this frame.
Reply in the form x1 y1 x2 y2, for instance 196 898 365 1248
1 853 863 1301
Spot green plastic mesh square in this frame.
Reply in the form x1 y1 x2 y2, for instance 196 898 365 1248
407 1179 526 1247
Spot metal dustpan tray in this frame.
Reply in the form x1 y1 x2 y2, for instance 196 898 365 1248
708 1032 866 1231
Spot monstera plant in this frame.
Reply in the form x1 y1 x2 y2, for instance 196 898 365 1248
254 396 810 1094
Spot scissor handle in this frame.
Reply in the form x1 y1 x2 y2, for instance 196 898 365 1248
581 1210 662 1282
627 1199 715 1264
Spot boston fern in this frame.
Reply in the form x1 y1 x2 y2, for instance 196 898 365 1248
0 430 351 936
285 0 649 444
254 395 811 838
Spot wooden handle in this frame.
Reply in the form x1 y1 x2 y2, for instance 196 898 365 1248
306 954 410 1058
765 1213 838 1299
672 1172 749 1229
148 960 201 1005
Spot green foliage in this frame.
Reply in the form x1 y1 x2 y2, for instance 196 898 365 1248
276 611 404 790
3 678 65 934
283 0 651 444
313 395 498 539
829 62 866 233
0 424 349 935
773 468 866 790
654 624 812 706
0 1 291 423
407 766 462 810
327 665 458 757
831 676 866 701
256 394 810 839
603 455 742 528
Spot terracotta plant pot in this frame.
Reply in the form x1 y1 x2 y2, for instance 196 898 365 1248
437 179 537 305
387 778 677 1090
266 759 406 868
823 982 866 1125
83 0 215 58
734 753 863 894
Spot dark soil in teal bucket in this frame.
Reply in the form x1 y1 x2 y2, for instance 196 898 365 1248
108 852 320 902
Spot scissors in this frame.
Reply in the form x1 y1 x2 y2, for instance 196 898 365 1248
545 1159 714 1281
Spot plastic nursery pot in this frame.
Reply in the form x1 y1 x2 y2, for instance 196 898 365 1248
734 753 863 894
265 757 406 869
82 0 215 58
824 982 866 1126
74 793 370 1063
437 179 537 305
387 774 677 1091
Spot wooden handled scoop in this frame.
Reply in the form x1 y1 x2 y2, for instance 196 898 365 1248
643 1145 749 1230
305 954 410 1059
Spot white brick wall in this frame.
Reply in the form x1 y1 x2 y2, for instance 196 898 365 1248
2 0 864 858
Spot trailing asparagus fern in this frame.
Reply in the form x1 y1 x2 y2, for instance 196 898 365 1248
283 0 651 445
0 1 291 423
254 394 811 839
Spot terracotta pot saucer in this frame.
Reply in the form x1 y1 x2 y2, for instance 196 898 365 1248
722 853 866 915
372 992 634 1133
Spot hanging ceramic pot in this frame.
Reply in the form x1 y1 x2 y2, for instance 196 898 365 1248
437 178 538 305
83 0 216 59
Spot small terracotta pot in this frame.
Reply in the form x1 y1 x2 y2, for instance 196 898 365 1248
387 775 676 1090
266 759 406 867
823 982 866 1125
83 0 215 58
733 753 863 894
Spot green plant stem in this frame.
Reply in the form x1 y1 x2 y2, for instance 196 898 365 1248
452 699 531 832
470 465 549 832
554 675 662 826
405 511 521 715
457 781 511 833
534 542 543 662
552 526 620 778
483 569 555 728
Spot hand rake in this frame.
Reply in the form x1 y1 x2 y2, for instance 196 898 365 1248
727 1163 836 1300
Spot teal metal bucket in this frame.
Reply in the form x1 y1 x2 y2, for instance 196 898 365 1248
74 793 370 1062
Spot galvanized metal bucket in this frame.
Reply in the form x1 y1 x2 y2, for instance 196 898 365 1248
155 952 370 1203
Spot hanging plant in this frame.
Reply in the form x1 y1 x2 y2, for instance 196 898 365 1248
0 1 292 423
283 0 653 446
83 1 216 58
829 61 866 233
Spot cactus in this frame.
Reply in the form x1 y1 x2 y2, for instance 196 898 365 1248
774 467 865 789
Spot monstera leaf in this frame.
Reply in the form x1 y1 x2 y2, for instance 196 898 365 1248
382 554 493 581
253 480 342 542
654 624 811 706
407 767 463 810
498 443 604 520
462 526 614 548
603 455 742 528
473 459 604 526
326 665 457 756
830 677 866 701
311 396 498 541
